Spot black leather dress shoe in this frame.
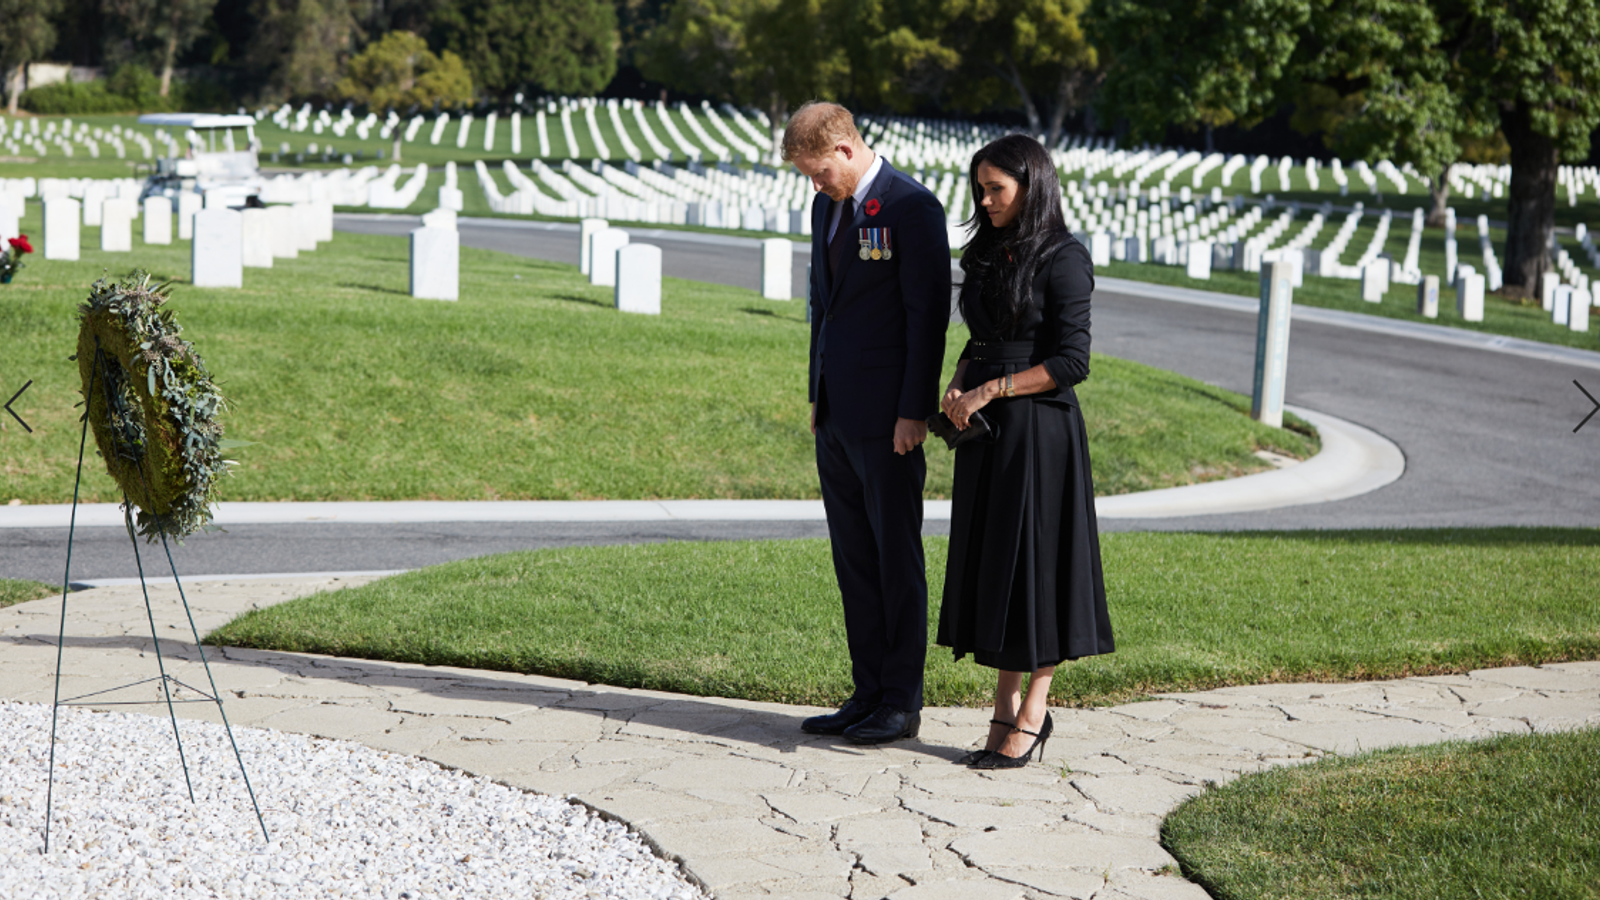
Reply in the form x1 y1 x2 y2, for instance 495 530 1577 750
801 697 877 735
844 705 921 745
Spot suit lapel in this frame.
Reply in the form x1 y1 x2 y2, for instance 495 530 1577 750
829 158 897 298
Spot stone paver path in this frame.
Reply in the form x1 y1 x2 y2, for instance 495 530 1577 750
5 577 1598 899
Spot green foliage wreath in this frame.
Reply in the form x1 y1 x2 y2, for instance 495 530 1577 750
75 273 229 540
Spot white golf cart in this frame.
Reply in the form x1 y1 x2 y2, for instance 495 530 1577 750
137 113 264 208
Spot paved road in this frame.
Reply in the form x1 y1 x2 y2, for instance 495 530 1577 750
5 215 1596 582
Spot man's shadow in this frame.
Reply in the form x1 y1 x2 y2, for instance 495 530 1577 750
16 631 964 762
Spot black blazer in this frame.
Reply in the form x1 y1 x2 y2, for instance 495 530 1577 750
808 159 950 437
958 236 1094 409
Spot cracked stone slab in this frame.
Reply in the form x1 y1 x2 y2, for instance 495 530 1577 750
1071 775 1203 817
950 827 1176 872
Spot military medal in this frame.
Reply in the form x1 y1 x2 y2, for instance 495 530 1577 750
871 228 882 261
881 228 893 260
858 228 872 261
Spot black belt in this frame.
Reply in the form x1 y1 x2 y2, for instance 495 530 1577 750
964 340 1034 362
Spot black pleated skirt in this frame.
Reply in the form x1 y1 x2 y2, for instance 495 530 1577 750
936 355 1115 672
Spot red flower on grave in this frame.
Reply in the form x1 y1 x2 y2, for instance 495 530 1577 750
8 235 32 254
864 198 881 216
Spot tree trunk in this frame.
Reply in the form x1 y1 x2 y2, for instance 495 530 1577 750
160 21 179 98
1204 124 1214 154
1425 168 1451 228
1000 56 1041 135
6 63 26 116
1044 70 1073 148
768 93 785 165
1501 104 1558 300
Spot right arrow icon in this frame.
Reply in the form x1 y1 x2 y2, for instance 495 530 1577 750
1577 381 1600 434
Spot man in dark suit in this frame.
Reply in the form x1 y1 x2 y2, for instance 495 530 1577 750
781 102 950 744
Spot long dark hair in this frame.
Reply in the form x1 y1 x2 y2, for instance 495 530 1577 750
958 134 1069 333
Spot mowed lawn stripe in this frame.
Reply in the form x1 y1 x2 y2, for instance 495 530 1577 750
206 528 1600 708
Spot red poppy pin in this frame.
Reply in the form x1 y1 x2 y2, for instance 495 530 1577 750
864 198 881 217
8 235 32 254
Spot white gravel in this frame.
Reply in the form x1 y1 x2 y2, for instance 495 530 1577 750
0 701 707 900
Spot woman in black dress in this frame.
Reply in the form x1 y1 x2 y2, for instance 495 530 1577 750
937 134 1114 769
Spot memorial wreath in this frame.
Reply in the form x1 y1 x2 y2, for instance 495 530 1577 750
74 273 230 540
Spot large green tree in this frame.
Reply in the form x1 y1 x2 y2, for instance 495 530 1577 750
637 0 848 155
335 28 472 109
1091 0 1600 299
105 0 219 96
246 0 364 101
432 0 617 99
1 0 61 115
939 0 1100 145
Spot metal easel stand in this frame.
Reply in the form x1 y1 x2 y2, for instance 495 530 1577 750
44 340 268 853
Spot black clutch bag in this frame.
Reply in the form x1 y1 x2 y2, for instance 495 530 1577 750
926 410 998 450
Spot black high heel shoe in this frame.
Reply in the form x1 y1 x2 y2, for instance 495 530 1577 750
954 718 1014 766
973 712 1053 770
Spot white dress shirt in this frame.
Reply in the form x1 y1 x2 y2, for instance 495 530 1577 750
826 152 884 244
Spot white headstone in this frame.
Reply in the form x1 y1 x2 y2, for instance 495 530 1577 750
1089 232 1111 267
614 244 662 315
1185 241 1212 280
1417 275 1439 319
760 238 791 300
177 191 201 240
142 196 172 245
1457 273 1485 322
421 208 457 230
289 202 316 251
1571 289 1592 332
1360 261 1388 302
588 228 630 286
191 208 243 288
82 183 106 226
1541 272 1560 311
439 185 464 211
267 205 298 258
44 198 80 261
578 217 608 275
204 191 230 209
240 208 274 268
1251 261 1294 429
313 200 334 243
100 198 135 251
1553 285 1572 326
410 226 459 300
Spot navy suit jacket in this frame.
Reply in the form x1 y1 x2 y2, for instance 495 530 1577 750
809 160 950 437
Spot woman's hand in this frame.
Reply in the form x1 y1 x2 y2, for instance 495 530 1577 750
941 384 964 419
947 380 998 430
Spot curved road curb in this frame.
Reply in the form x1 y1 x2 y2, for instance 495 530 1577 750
0 407 1402 529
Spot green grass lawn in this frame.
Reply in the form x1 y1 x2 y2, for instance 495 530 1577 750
0 206 1313 505
0 579 56 608
206 528 1600 708
1163 727 1600 900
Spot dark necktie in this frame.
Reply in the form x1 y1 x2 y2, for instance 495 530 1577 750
828 197 855 278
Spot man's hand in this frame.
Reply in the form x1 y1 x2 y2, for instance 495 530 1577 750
893 417 927 455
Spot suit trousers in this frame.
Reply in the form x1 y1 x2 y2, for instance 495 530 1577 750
814 389 929 712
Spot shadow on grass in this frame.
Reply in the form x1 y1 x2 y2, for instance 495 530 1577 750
551 292 611 308
739 307 777 317
337 283 411 297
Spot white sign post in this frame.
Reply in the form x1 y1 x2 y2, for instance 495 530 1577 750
1251 260 1293 429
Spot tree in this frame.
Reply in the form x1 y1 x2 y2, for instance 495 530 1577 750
432 0 618 99
636 0 848 155
1448 0 1600 297
939 0 1100 145
105 0 218 96
245 0 363 101
335 29 472 109
1091 0 1600 299
0 0 61 115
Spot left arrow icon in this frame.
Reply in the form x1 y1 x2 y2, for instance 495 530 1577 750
4 380 32 433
